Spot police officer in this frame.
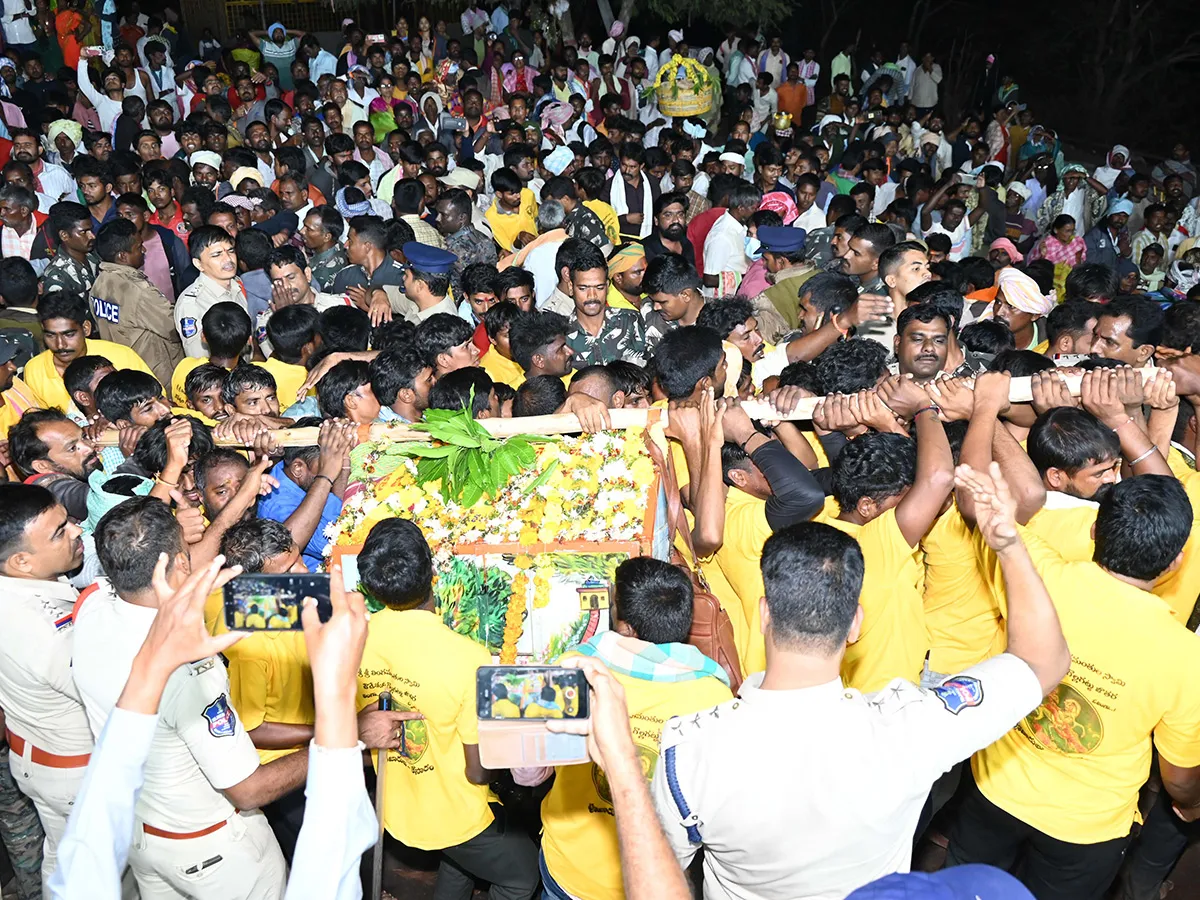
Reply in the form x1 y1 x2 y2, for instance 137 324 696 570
73 497 308 899
0 484 91 895
649 465 1071 900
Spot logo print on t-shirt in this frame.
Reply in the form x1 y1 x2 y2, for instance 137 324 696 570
1018 682 1103 755
592 742 657 805
393 701 429 765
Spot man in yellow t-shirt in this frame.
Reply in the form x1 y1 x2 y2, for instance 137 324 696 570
479 301 526 388
485 169 538 253
820 377 954 693
537 558 732 900
27 293 156 412
355 519 539 897
948 476 1200 900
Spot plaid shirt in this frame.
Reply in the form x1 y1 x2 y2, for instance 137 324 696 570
1 223 36 261
575 632 731 686
685 190 711 224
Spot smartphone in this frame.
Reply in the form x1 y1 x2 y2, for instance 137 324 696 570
223 573 331 631
367 33 386 45
440 113 468 132
476 666 590 767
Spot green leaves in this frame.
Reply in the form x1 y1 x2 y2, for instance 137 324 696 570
394 391 558 507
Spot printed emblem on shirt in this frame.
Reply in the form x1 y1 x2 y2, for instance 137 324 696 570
93 297 120 323
202 693 237 738
385 699 429 767
181 316 198 338
592 741 657 807
930 675 984 715
1017 681 1103 755
53 613 73 631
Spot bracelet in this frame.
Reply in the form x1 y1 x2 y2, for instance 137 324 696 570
313 474 335 488
155 476 178 488
1129 446 1158 466
913 405 940 419
1111 415 1137 433
741 432 769 453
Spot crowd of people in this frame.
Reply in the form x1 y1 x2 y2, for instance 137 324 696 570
1 1 1200 899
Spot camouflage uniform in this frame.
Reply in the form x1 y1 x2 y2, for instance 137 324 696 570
566 308 648 367
0 743 44 900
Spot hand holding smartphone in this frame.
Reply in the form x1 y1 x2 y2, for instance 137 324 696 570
476 666 590 768
223 574 332 631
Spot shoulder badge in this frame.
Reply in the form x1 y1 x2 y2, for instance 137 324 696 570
930 676 984 715
202 693 237 738
180 316 198 339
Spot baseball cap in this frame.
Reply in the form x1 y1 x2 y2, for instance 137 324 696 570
0 332 21 365
845 866 1035 900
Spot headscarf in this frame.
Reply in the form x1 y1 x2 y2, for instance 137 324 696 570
47 120 83 150
1093 143 1132 190
989 238 1023 264
1106 198 1134 218
996 266 1055 316
607 242 645 278
223 194 261 211
1006 180 1031 202
368 97 398 142
418 90 444 134
543 145 573 176
668 29 684 44
335 187 372 218
230 166 264 188
189 150 222 172
759 191 799 225
268 22 286 42
1061 162 1088 178
539 101 574 142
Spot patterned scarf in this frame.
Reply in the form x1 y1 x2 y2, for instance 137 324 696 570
575 631 730 686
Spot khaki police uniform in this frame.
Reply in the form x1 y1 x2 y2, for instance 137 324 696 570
72 579 287 900
174 273 250 358
0 574 92 895
649 653 1043 900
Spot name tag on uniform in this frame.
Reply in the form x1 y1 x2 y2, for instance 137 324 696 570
93 297 120 323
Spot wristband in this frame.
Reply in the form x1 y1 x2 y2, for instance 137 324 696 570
1129 446 1157 466
313 474 335 488
913 405 940 419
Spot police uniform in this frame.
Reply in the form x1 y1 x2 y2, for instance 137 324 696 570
72 579 287 900
174 273 250 358
649 653 1043 900
0 575 92 895
402 242 463 323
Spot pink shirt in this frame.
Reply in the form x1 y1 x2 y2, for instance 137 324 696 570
142 229 175 303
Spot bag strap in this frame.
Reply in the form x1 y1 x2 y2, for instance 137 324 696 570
643 421 711 591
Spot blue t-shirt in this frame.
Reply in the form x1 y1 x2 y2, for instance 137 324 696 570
257 460 344 569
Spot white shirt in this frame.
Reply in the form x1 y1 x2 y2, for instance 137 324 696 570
72 580 261 832
34 161 77 202
524 238 567 306
750 88 778 133
1 0 34 45
704 211 750 277
651 654 1042 900
910 64 943 109
0 574 92 755
793 203 826 236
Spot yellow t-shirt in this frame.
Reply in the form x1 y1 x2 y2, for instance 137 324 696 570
584 199 621 247
357 608 493 851
712 490 773 676
170 356 210 406
605 283 638 311
972 529 1200 843
258 356 308 411
225 631 315 764
25 340 156 412
540 654 731 900
480 347 525 389
485 189 539 253
922 503 1004 675
820 507 929 693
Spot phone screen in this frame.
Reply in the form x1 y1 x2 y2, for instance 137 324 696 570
223 574 331 631
477 666 589 721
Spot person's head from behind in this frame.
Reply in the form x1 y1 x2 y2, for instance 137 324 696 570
652 326 727 400
612 557 693 644
760 522 864 659
317 306 372 355
202 300 253 361
359 518 433 610
568 365 626 409
0 484 84 579
832 432 917 522
508 311 574 377
94 496 188 596
429 368 499 418
1028 407 1120 500
267 304 320 367
221 518 304 574
1064 262 1118 304
513 374 567 416
222 363 279 416
1094 476 1192 586
813 338 889 394
95 369 170 427
317 360 380 423
959 320 1016 356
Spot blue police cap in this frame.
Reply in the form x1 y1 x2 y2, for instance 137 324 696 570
403 242 458 274
757 225 807 254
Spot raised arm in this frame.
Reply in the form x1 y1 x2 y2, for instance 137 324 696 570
954 371 1010 528
956 462 1070 695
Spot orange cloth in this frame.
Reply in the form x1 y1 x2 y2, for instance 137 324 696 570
965 284 999 305
776 82 808 122
56 10 83 68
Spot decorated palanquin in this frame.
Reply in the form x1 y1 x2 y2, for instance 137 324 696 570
327 421 668 663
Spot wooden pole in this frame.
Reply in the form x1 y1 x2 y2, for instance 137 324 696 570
87 371 1145 447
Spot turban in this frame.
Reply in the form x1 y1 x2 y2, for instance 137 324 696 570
989 238 1023 264
1106 198 1134 217
539 100 574 142
668 30 684 44
47 119 83 150
268 22 286 38
607 243 645 278
759 191 799 225
335 187 371 218
1062 163 1088 177
719 151 744 166
223 194 260 211
189 150 222 171
543 145 573 176
1006 180 1031 201
996 267 1055 317
682 119 706 139
230 166 264 188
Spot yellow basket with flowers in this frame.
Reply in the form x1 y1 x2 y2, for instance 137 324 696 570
644 53 713 117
